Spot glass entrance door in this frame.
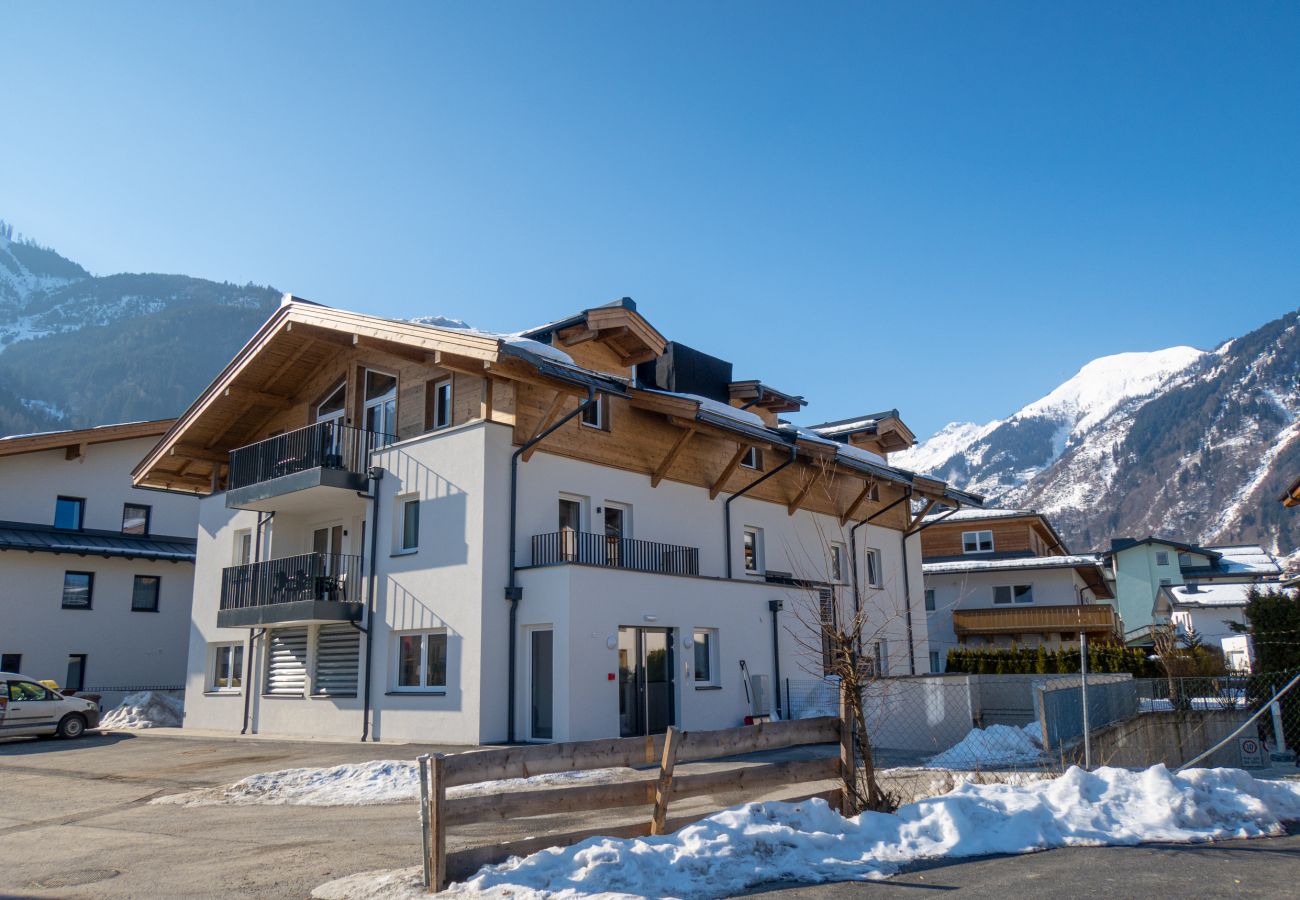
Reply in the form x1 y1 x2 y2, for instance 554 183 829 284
530 630 554 740
617 626 675 737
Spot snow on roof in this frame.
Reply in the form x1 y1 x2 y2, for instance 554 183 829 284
0 419 158 443
923 554 1104 575
834 442 886 466
1200 545 1281 576
922 507 1036 524
405 315 578 366
1165 582 1254 608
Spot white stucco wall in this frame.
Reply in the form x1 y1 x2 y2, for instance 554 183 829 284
1171 605 1248 650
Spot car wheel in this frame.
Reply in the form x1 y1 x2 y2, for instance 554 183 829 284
57 714 86 739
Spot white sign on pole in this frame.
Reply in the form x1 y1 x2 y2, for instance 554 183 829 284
1238 736 1266 768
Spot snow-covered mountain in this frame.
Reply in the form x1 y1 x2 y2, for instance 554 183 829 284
896 312 1300 553
0 221 280 436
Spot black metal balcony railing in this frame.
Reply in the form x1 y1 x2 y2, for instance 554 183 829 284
531 531 700 576
219 552 364 611
227 421 394 492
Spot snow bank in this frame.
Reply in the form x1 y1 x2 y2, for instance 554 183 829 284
313 765 1300 899
152 760 633 807
925 723 1046 769
99 691 183 729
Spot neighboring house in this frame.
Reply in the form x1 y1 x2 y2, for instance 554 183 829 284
1160 582 1254 656
0 421 198 707
1104 537 1280 646
919 508 1117 672
131 295 980 744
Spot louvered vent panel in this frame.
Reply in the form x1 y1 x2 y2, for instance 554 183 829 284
266 627 308 695
313 624 360 697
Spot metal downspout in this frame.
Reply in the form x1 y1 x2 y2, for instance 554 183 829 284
505 388 597 743
360 470 383 742
723 445 797 579
767 599 783 719
240 627 266 735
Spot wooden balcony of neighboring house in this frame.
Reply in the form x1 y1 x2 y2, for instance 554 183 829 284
953 603 1121 638
224 421 394 512
530 530 701 577
217 552 365 627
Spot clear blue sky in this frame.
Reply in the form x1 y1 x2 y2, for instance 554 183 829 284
3 2 1297 437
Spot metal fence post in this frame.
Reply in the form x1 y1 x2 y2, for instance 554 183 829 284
416 754 432 891
1080 633 1091 769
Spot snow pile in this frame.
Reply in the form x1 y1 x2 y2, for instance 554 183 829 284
99 691 183 729
312 765 1300 899
925 723 1045 769
152 760 633 807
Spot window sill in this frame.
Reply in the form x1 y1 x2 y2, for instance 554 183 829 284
385 690 447 696
61 606 93 611
131 608 160 613
391 548 419 558
694 684 722 691
204 690 242 696
311 693 357 699
262 693 305 699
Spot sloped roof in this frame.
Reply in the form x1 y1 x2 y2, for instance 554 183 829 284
0 520 195 562
923 553 1114 599
1163 582 1253 608
0 419 175 459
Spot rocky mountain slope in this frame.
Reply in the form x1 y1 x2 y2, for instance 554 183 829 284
0 223 280 436
896 311 1300 554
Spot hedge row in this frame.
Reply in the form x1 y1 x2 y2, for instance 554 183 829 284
944 645 1165 678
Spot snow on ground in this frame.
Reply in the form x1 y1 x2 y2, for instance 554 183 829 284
151 760 634 807
98 691 183 729
311 765 1300 900
925 723 1046 769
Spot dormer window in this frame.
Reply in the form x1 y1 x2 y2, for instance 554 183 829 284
962 530 994 554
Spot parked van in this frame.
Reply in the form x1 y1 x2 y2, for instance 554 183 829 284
0 672 100 739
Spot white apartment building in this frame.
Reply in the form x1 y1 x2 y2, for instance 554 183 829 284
134 297 980 744
0 421 198 706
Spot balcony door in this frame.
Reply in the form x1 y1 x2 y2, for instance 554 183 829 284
558 495 585 562
618 626 675 737
316 383 347 466
364 370 397 442
603 502 629 567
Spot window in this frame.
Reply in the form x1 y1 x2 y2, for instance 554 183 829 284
54 496 84 530
234 529 253 566
830 543 846 583
1159 577 1172 586
61 571 93 609
865 548 883 588
65 654 87 692
210 643 244 691
867 482 881 502
122 503 151 536
962 530 994 554
693 629 719 687
558 495 584 561
428 378 453 430
1 653 21 673
993 584 1034 604
924 588 936 612
1155 551 1170 566
394 631 448 690
740 447 762 470
929 650 941 673
581 394 607 430
364 369 398 439
8 680 52 701
129 575 161 612
397 496 420 552
743 527 763 574
317 382 346 423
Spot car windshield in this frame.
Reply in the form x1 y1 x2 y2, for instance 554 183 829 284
8 681 51 701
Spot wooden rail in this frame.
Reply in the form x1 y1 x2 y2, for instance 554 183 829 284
953 604 1119 636
419 714 846 891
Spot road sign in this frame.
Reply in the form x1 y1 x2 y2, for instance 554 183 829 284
1239 736 1266 768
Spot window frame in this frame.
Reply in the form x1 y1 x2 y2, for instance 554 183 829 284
394 495 420 555
233 529 253 566
391 630 448 692
209 642 245 693
1 653 21 673
131 574 161 612
924 588 936 612
428 377 453 431
692 628 720 688
742 527 764 575
929 650 942 673
830 543 847 584
739 446 762 470
61 571 94 610
962 530 995 554
65 653 87 692
580 394 609 431
1155 551 1170 566
121 502 152 536
865 547 883 588
993 584 1035 605
54 496 85 531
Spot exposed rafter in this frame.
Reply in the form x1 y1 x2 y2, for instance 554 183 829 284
709 443 751 500
521 391 567 462
651 426 697 488
839 478 878 527
787 469 822 516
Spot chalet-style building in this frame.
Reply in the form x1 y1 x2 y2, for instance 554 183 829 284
1104 537 1280 646
0 421 197 706
920 508 1116 671
132 295 979 743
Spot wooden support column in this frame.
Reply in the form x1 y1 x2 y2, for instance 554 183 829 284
839 479 877 527
709 444 751 500
651 426 696 488
429 753 447 891
650 726 682 835
521 391 566 462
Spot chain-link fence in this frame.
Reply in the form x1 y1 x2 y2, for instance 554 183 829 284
782 669 1300 776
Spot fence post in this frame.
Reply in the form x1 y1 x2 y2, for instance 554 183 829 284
650 726 682 835
1080 632 1091 770
417 755 432 891
839 679 855 817
429 753 447 891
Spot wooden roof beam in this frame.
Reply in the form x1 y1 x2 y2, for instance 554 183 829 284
651 426 696 488
259 338 317 392
710 443 751 500
839 478 878 527
906 498 938 534
223 386 292 409
520 390 567 462
787 469 822 516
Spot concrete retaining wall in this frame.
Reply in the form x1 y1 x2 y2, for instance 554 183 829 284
1068 709 1249 768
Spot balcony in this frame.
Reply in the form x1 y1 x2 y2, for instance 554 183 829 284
217 552 365 627
530 531 700 577
953 604 1121 637
225 421 393 512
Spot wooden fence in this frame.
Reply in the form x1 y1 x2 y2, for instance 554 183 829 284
417 708 850 891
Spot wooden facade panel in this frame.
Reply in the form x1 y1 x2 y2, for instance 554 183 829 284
560 340 634 380
922 520 1035 559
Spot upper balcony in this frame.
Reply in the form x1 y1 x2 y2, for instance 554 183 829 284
217 552 365 627
953 604 1121 638
530 530 701 577
225 421 392 512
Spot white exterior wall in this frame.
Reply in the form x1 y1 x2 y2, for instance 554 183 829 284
924 567 1093 670
0 435 197 704
1171 605 1248 650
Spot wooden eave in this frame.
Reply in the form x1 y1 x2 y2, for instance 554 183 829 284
727 380 806 415
551 306 667 367
0 419 175 460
